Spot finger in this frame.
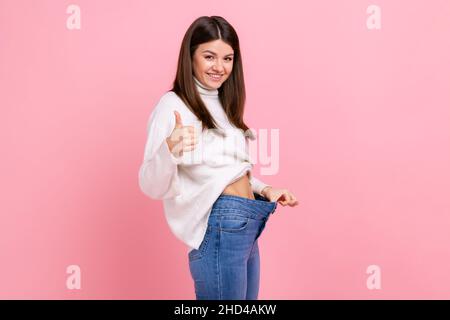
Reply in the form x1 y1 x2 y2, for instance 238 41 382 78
286 193 295 204
283 192 292 201
183 137 196 146
180 126 194 137
183 144 196 152
288 199 299 206
274 193 283 201
188 131 197 142
172 141 184 156
288 193 298 206
282 193 293 206
181 131 196 141
278 196 288 206
174 111 183 128
182 127 197 138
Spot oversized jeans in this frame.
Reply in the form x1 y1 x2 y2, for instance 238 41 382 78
188 192 277 300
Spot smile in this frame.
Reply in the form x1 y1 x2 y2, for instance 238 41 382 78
207 73 223 81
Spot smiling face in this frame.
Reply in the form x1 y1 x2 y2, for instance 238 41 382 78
192 39 234 90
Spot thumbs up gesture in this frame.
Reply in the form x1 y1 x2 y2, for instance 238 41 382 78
166 111 198 157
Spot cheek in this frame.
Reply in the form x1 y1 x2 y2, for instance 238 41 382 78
192 60 202 74
203 62 215 72
194 58 210 71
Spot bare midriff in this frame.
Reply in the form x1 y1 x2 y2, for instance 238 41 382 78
221 171 255 200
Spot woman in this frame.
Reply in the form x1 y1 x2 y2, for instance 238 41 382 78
138 16 298 300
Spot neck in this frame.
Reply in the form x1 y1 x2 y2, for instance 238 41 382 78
193 76 219 97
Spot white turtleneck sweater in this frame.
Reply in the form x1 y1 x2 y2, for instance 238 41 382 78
138 76 271 252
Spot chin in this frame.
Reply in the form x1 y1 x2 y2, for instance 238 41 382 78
204 80 221 89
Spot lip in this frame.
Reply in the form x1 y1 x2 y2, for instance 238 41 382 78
207 73 223 81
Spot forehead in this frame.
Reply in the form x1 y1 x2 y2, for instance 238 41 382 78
197 39 234 55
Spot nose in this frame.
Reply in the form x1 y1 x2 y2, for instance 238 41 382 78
212 60 224 73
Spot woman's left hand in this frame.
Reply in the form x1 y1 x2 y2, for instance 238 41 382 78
261 187 299 207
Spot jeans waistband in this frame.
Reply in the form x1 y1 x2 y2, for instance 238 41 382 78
211 192 277 219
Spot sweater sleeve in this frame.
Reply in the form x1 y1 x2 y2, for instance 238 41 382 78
138 97 183 200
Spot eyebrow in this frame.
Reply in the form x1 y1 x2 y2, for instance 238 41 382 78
202 50 234 57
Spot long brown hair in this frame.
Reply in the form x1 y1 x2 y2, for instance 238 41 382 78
171 16 254 139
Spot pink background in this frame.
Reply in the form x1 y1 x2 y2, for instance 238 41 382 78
1 0 450 299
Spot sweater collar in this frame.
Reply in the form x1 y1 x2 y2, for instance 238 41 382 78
193 76 219 97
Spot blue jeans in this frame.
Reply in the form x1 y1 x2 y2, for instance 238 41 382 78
188 192 277 300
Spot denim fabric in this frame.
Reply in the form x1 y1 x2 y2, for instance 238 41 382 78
188 192 277 300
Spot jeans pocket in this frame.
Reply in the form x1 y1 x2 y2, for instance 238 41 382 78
188 225 212 262
220 214 249 233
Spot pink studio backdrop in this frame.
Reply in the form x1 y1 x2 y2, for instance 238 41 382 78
1 0 449 299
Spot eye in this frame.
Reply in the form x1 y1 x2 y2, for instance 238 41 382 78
204 55 233 61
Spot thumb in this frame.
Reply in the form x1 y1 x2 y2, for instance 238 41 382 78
174 110 183 128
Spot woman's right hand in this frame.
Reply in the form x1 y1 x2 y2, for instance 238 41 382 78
166 110 198 157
